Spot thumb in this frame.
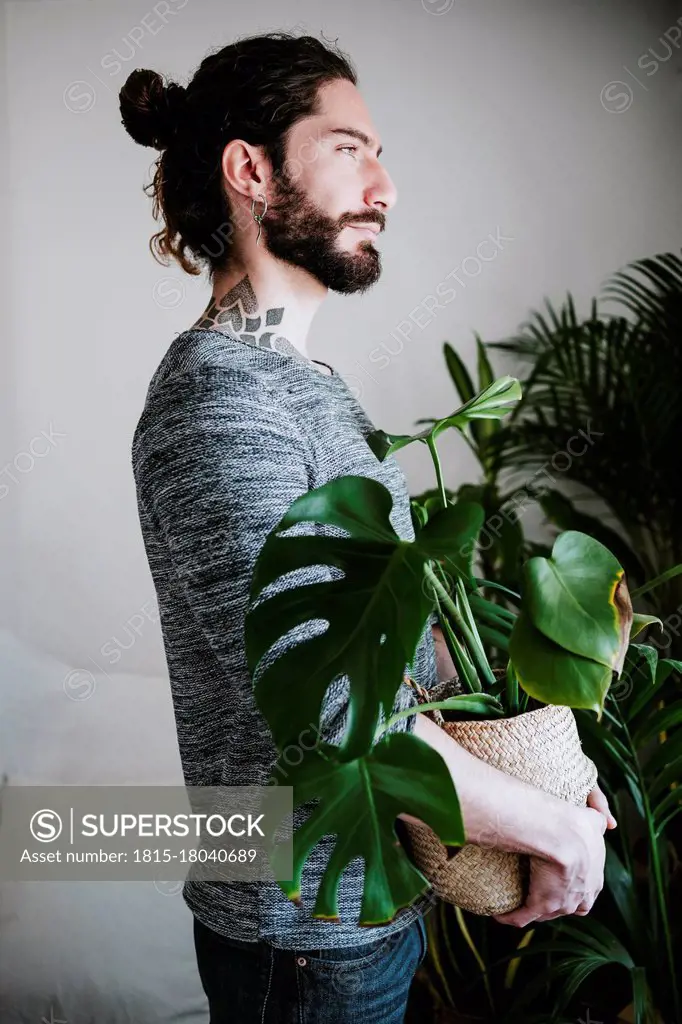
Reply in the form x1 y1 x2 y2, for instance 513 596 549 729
587 783 617 829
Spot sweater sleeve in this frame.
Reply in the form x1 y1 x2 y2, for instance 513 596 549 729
137 366 414 752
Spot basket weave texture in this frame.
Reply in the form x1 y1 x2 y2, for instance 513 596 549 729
404 701 598 915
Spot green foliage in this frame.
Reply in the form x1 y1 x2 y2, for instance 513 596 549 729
367 374 521 462
509 532 634 717
412 337 527 593
418 639 682 1023
245 375 656 929
488 249 682 636
416 253 682 1022
260 731 465 923
246 476 483 758
495 641 682 1023
245 474 481 922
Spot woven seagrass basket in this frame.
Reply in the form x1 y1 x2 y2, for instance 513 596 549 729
402 676 598 916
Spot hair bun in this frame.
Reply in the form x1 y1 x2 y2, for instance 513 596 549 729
119 68 187 151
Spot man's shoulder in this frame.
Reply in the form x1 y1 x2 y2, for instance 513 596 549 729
145 328 274 398
130 334 302 498
134 330 284 433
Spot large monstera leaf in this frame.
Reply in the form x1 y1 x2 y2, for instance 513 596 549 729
509 531 634 717
246 475 484 760
261 731 465 925
244 474 478 925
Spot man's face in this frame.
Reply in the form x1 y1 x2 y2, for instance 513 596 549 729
259 79 398 295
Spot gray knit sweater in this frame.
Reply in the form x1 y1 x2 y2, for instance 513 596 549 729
131 327 438 949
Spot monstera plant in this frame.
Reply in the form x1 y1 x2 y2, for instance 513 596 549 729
244 376 674 928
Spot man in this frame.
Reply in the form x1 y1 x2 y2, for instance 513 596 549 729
123 31 615 1023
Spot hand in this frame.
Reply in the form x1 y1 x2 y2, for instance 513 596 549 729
431 623 458 682
586 781 617 830
492 803 607 928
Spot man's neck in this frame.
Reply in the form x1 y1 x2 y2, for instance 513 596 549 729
190 266 326 365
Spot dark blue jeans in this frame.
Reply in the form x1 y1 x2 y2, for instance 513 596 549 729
193 913 428 1023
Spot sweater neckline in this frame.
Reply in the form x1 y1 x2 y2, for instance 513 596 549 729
184 326 337 379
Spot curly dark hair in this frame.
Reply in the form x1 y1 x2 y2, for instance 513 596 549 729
118 31 357 280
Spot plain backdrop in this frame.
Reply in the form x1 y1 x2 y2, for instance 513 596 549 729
0 4 681 1020
1 0 682 694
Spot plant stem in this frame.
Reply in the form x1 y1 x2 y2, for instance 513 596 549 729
375 694 504 739
506 660 519 715
424 422 495 691
630 562 682 600
455 578 497 687
431 565 480 693
427 435 448 508
439 609 481 694
424 564 494 690
454 905 496 1015
613 701 680 1022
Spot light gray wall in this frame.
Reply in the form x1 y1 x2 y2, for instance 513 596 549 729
0 4 14 630
1 0 681 677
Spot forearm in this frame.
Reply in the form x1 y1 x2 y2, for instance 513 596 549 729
399 711 574 862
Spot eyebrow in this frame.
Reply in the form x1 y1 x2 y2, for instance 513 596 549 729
325 127 383 158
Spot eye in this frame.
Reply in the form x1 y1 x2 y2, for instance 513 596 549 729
338 145 358 157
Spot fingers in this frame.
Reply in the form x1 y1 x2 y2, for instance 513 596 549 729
494 901 593 926
586 783 617 829
492 804 609 930
493 888 601 928
573 889 600 915
492 895 570 928
493 903 571 927
492 908 536 928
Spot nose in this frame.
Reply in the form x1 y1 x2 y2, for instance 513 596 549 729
366 164 398 215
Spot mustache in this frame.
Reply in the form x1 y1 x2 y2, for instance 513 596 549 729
340 214 385 232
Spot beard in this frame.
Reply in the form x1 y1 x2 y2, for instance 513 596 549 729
258 167 383 294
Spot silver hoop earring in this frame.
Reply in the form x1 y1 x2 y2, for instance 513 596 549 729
251 192 267 246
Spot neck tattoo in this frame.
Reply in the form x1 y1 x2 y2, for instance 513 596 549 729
190 274 333 375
